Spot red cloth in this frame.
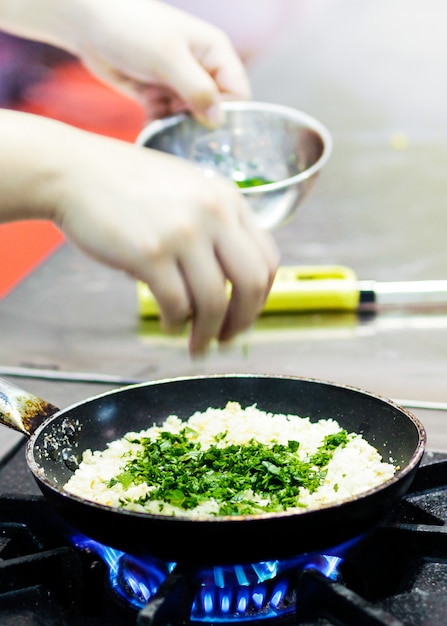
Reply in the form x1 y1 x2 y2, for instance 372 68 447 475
17 61 146 140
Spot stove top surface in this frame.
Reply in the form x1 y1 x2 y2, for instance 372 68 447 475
1 443 447 625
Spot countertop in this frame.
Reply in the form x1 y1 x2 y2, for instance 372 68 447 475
2 0 447 453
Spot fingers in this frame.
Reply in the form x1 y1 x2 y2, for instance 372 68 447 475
177 246 228 356
180 194 279 356
199 32 252 101
186 31 252 127
216 209 280 345
136 196 279 358
143 260 192 337
153 33 251 128
153 49 224 128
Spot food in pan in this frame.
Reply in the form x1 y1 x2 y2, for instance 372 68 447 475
64 402 396 517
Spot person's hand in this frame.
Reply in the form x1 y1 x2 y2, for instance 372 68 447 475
0 0 251 126
69 0 251 127
46 121 279 356
0 1 274 359
0 1 250 125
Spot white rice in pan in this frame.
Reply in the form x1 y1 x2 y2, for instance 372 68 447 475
64 401 396 517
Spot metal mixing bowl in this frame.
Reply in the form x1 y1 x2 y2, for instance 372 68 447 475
136 101 332 230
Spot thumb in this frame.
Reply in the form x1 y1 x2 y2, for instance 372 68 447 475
161 52 225 128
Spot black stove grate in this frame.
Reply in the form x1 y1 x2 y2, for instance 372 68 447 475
1 450 447 625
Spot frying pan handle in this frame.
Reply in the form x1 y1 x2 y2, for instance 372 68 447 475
0 377 60 436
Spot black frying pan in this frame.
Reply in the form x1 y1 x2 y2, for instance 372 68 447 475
0 374 426 565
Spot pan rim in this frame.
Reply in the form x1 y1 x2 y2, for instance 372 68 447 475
26 373 427 524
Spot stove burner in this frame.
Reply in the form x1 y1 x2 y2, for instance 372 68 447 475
71 532 345 622
3 452 447 624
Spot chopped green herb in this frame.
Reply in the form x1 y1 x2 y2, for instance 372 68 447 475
106 426 350 516
235 176 274 188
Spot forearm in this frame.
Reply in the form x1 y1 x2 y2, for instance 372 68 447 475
0 109 75 223
0 0 90 53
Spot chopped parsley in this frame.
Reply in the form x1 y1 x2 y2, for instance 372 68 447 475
107 427 349 516
235 176 274 188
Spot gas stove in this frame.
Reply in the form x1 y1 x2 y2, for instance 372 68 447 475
1 440 446 626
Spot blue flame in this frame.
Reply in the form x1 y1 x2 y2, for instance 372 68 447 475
70 531 351 622
190 554 344 622
70 531 174 606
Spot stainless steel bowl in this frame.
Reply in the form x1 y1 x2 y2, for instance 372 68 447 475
136 101 332 230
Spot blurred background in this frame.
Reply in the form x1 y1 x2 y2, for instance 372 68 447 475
3 0 447 293
2 1 447 449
